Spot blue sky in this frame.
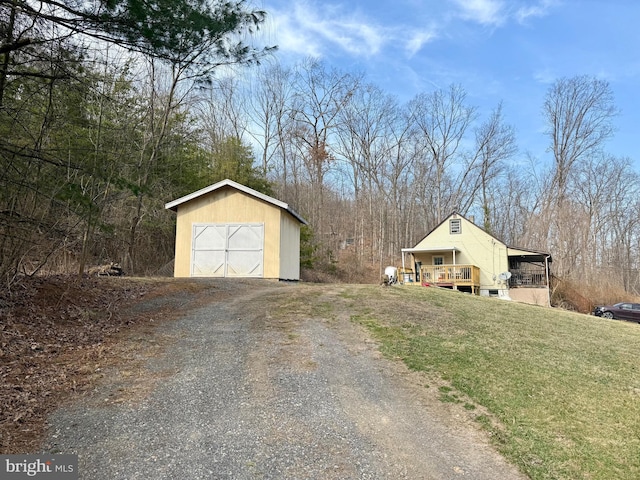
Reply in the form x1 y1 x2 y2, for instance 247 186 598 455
257 0 640 168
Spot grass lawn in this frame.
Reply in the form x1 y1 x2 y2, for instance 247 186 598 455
332 284 640 480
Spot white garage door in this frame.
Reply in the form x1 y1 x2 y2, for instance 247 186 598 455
191 223 264 277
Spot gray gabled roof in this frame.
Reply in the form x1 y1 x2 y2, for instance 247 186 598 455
164 179 308 225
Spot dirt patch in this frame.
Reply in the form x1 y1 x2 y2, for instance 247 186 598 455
0 275 214 454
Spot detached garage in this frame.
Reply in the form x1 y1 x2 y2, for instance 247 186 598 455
165 179 308 280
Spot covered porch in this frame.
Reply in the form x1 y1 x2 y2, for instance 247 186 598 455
401 246 481 294
507 249 551 288
506 248 552 307
420 264 481 293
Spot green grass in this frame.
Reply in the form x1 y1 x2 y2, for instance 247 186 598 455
342 284 640 480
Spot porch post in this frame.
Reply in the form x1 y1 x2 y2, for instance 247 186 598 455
402 250 406 283
545 255 551 307
452 248 457 290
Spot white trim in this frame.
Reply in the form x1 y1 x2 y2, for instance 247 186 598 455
401 247 460 253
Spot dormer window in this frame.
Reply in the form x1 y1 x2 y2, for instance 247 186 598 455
449 218 461 234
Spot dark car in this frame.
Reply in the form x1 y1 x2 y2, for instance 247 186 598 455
593 302 640 323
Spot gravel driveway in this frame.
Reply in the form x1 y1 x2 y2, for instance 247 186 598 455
44 280 526 479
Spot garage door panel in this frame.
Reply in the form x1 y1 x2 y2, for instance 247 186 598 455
227 250 263 277
192 250 225 277
193 224 226 249
227 224 263 249
191 223 264 278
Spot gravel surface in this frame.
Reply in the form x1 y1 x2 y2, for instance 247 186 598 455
44 280 527 479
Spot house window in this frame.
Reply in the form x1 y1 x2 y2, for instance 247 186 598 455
433 256 444 266
449 219 462 234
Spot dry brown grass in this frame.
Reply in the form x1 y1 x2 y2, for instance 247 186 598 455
552 277 640 313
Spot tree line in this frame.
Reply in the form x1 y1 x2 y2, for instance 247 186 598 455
1 1 638 300
219 61 639 298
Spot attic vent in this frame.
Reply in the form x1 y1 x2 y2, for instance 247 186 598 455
449 218 462 234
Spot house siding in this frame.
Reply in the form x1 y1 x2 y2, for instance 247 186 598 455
508 287 550 307
412 215 509 293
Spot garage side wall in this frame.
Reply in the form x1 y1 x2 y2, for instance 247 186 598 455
279 213 301 281
173 189 282 278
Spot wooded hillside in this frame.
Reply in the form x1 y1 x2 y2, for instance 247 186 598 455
1 1 638 306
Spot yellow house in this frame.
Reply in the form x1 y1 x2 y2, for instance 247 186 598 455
401 212 552 306
165 179 307 280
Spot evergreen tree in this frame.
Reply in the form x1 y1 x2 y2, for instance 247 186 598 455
209 137 273 195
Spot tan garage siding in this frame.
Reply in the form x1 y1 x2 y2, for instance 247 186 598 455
173 188 282 278
279 213 301 280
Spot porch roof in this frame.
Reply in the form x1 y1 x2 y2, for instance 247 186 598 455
507 247 552 263
401 246 460 254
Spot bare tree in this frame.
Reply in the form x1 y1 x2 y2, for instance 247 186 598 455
335 82 398 266
290 59 361 239
245 63 296 178
596 161 640 292
473 103 517 233
570 154 625 277
199 74 250 162
541 75 618 276
380 105 417 261
408 84 477 222
486 166 537 246
543 75 617 203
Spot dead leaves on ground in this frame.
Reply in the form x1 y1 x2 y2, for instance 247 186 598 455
0 275 184 454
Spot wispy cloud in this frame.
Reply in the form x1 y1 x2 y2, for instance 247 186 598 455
451 0 507 26
533 68 557 85
267 1 392 59
515 0 558 24
405 29 438 58
450 0 557 27
319 18 386 56
265 0 441 61
267 10 322 57
265 0 558 64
